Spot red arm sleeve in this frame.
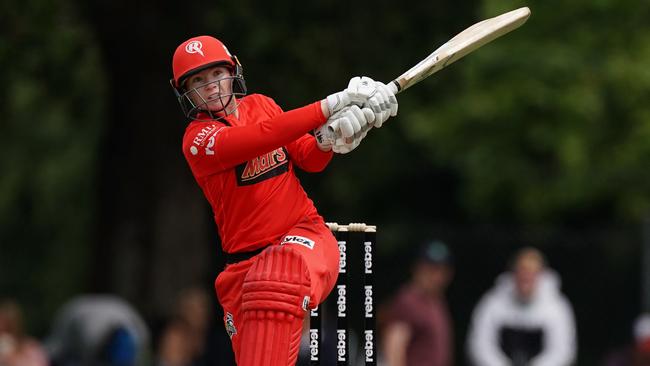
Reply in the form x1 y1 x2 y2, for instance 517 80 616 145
184 101 326 178
286 134 333 172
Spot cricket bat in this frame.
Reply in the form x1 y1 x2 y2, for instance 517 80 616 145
388 7 531 95
325 7 531 145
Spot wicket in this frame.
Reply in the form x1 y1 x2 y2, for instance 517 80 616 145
309 222 376 366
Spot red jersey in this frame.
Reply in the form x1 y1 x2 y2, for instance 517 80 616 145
182 94 332 253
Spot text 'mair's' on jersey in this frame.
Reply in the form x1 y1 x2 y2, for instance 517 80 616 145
182 94 332 253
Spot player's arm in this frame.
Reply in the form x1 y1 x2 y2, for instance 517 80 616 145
215 102 327 167
185 78 396 176
183 102 325 177
286 134 333 172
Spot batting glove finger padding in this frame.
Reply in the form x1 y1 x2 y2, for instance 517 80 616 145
333 105 367 138
372 82 398 128
330 106 373 154
324 91 351 116
314 105 370 152
324 76 377 116
346 76 378 104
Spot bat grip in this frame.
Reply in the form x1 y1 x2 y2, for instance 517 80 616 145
388 80 401 94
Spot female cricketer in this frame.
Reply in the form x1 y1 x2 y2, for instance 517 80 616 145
170 35 398 366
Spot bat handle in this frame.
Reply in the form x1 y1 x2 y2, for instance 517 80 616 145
388 80 402 94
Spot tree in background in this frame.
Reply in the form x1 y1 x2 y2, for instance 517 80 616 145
2 1 650 364
401 0 650 223
0 1 106 333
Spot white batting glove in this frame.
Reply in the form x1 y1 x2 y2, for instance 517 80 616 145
331 106 374 154
370 81 398 128
332 128 369 154
314 105 374 153
324 76 393 116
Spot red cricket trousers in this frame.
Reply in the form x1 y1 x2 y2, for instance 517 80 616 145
215 216 340 363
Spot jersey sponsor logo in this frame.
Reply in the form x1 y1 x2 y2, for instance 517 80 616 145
281 235 315 250
235 147 289 186
224 312 237 339
189 124 221 156
185 40 204 56
192 124 218 146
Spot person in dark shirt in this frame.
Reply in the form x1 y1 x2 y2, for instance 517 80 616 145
382 241 454 366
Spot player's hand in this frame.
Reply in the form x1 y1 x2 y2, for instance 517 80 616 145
370 81 398 128
347 77 398 128
324 76 394 117
332 127 368 154
324 77 370 116
314 105 374 153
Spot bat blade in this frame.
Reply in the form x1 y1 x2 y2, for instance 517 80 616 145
322 7 531 146
390 7 531 94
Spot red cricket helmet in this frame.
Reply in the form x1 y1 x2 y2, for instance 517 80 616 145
170 36 246 120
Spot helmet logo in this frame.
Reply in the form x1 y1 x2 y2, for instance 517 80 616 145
185 41 204 56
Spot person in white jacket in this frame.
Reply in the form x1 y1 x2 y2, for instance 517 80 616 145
467 247 576 366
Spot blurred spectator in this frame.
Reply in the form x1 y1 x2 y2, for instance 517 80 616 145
632 314 650 365
156 286 227 366
467 247 576 366
381 240 454 366
0 299 48 366
602 313 650 366
45 295 151 366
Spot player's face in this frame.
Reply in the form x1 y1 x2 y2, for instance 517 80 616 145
514 258 542 301
185 66 235 113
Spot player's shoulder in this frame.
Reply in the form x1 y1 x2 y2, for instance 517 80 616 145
184 119 224 136
241 93 283 115
242 93 278 105
182 120 224 149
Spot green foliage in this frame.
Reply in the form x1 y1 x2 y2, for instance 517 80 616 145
2 0 650 351
400 0 650 222
0 0 106 333
180 0 650 227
